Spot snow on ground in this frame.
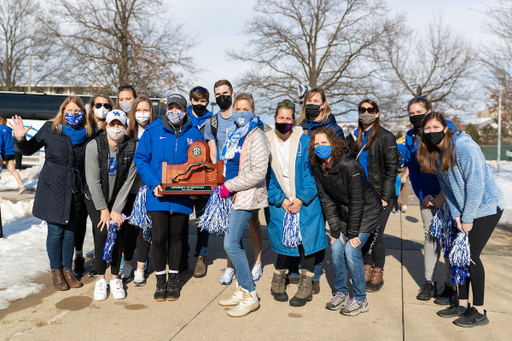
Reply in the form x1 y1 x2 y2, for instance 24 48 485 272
0 165 41 190
1 199 34 225
487 160 512 226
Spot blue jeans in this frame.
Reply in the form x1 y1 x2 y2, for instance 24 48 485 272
47 222 76 271
224 209 255 292
331 232 371 301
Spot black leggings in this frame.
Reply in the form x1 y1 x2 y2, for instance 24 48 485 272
74 204 88 252
148 211 188 272
121 194 137 262
459 209 503 306
85 198 124 276
276 245 316 273
393 196 400 212
362 198 393 269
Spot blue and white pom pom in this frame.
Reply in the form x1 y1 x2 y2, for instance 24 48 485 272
430 203 456 258
282 212 301 248
128 185 152 243
449 232 472 285
102 214 127 263
197 186 233 236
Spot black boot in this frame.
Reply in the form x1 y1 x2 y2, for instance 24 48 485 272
166 273 180 301
88 257 98 278
73 256 85 277
154 274 167 301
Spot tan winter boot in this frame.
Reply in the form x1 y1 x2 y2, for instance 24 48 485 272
227 288 259 317
270 269 289 302
364 264 373 283
289 269 313 307
219 279 243 306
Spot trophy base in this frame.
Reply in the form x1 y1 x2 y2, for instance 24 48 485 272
159 184 214 196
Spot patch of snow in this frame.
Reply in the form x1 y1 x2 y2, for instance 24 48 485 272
0 165 41 191
487 161 512 226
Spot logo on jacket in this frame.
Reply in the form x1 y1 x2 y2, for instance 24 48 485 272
160 136 166 139
187 138 193 145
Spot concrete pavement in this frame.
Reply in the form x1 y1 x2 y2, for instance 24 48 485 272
1 202 511 341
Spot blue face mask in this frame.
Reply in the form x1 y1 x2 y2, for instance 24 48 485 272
233 111 253 127
64 112 84 127
314 145 332 160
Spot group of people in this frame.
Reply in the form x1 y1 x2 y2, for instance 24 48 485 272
6 81 505 327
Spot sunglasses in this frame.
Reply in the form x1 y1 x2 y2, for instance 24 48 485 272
118 85 134 91
95 102 112 110
192 86 207 93
359 107 376 114
278 102 295 108
409 96 427 104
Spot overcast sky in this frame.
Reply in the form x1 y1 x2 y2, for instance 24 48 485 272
170 0 492 121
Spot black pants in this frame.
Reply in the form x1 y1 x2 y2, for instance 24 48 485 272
181 196 210 260
393 196 400 211
74 203 88 253
149 211 188 272
459 209 503 306
362 198 393 269
85 198 124 276
276 245 316 273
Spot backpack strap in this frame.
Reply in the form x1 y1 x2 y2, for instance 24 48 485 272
210 113 218 140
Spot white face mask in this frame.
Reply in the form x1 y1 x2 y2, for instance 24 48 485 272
135 112 151 125
166 110 186 125
119 102 133 113
94 106 109 119
106 127 126 141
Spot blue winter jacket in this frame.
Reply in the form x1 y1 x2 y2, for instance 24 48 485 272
134 117 205 213
436 131 506 223
0 124 15 156
299 113 345 140
266 129 328 256
405 119 456 202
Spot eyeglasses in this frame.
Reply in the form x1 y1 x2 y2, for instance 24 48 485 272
192 86 207 93
409 96 427 104
358 107 376 114
278 102 295 108
118 85 134 91
95 102 112 110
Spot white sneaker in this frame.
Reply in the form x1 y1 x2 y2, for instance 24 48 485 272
120 263 132 281
110 279 126 299
401 205 408 213
219 280 243 306
94 279 108 300
18 187 26 195
133 268 146 287
251 263 263 282
220 266 235 285
227 288 259 317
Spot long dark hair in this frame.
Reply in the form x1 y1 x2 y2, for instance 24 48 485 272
408 97 431 137
308 127 350 166
416 112 455 173
126 95 155 139
353 98 381 152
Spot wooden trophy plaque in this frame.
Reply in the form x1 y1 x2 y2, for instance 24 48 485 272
158 140 224 195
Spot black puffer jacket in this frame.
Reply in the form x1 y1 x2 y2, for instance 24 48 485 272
312 151 382 240
16 121 93 225
346 126 398 202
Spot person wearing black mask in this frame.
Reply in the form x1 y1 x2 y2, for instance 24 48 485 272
405 96 458 304
183 86 215 278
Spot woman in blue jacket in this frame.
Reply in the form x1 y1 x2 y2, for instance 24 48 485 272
417 112 506 328
266 100 328 307
134 94 204 302
406 97 458 304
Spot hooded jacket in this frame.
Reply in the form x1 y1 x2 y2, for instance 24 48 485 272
299 113 345 140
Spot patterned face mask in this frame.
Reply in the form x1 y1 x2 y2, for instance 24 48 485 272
64 112 84 126
166 110 186 125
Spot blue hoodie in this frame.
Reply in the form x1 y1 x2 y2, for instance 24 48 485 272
134 117 205 213
436 131 506 223
0 124 15 156
187 105 213 132
299 113 345 140
405 119 456 202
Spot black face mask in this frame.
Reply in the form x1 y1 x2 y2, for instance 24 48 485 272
192 104 207 117
424 130 446 145
216 95 232 110
305 104 321 119
410 114 426 129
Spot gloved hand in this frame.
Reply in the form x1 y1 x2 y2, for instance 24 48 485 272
218 184 230 199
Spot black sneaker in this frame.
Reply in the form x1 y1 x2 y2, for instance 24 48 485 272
416 281 436 300
88 258 98 278
434 285 458 305
437 303 468 318
453 307 489 328
154 274 167 301
73 257 85 277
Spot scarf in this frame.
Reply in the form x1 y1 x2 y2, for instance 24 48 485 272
221 115 262 161
62 123 87 146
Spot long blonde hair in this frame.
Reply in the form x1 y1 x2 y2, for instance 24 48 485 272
296 87 332 125
51 96 93 137
127 95 155 138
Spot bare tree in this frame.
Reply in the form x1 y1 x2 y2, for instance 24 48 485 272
43 0 197 96
228 0 402 114
375 15 478 118
0 0 63 90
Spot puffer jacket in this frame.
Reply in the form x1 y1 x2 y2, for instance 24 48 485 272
312 151 382 240
224 127 271 210
16 121 93 224
299 113 345 140
347 126 398 202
